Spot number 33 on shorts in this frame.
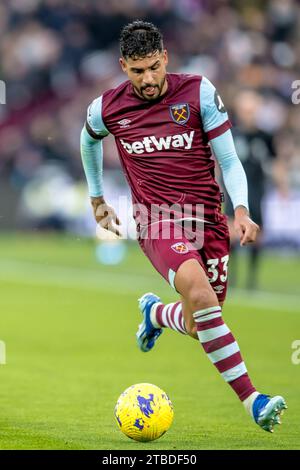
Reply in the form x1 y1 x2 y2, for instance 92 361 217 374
206 255 229 289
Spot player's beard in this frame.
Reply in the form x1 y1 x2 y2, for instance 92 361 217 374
136 76 166 101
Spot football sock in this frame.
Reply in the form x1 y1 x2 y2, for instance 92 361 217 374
152 302 187 335
242 391 260 417
193 306 256 401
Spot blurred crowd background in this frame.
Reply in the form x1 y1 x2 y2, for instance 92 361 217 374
0 0 300 253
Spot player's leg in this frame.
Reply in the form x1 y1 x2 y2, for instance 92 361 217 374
146 285 225 341
136 222 287 431
155 297 188 335
179 296 196 338
136 230 201 350
136 220 228 346
140 292 223 342
146 224 228 340
174 259 222 336
179 296 224 340
136 292 189 353
174 258 287 432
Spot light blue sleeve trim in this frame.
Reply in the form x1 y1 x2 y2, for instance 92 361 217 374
210 129 249 211
86 96 109 137
80 126 104 197
200 76 229 133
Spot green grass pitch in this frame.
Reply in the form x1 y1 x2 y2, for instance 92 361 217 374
0 233 299 449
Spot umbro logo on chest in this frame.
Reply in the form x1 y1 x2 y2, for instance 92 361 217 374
117 102 190 129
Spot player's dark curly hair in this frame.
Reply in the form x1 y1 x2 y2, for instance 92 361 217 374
120 20 163 60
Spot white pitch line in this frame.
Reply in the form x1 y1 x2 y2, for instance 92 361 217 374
0 259 162 296
0 259 299 312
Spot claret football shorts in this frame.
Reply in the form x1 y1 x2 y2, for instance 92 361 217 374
138 217 230 303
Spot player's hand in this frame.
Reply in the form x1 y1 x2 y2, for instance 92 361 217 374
90 196 122 237
233 206 260 247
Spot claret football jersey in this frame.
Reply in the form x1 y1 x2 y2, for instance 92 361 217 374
86 73 231 224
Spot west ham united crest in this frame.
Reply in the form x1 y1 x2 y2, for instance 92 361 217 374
171 242 189 254
170 103 190 125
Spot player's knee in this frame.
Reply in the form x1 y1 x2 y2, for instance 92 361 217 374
188 286 218 312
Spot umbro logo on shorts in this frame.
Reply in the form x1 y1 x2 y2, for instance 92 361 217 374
171 242 189 254
213 285 225 294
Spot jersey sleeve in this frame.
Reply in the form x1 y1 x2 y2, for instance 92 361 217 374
80 126 104 197
200 76 232 141
210 129 249 211
86 95 110 139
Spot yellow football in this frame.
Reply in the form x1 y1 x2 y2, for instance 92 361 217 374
114 383 174 442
